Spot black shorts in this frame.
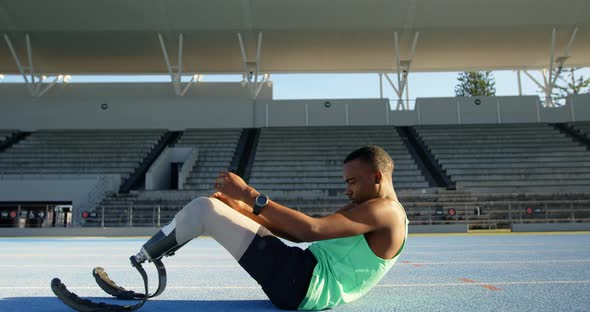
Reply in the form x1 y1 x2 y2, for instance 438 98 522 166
238 227 318 310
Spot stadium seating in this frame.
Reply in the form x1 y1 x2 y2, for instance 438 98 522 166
0 129 165 180
173 128 242 194
88 128 242 227
415 123 590 193
0 130 16 145
571 121 590 137
4 125 583 229
248 126 430 215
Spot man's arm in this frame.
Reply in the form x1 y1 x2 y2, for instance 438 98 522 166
215 171 393 243
210 192 303 242
249 193 391 242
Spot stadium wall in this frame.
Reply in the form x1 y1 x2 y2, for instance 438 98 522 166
1 83 589 129
0 83 270 131
0 174 121 225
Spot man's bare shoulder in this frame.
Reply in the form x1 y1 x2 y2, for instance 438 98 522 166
364 198 404 210
336 198 403 220
361 198 406 224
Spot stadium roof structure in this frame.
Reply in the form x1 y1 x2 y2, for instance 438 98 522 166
1 0 588 77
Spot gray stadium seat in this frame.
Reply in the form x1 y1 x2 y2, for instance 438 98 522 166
415 123 590 193
248 126 430 215
0 129 166 182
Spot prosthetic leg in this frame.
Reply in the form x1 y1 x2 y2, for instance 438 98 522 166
51 197 260 312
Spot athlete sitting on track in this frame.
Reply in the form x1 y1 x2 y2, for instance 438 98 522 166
149 145 409 310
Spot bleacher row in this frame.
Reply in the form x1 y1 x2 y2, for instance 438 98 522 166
0 130 17 146
415 124 590 192
573 121 590 137
0 122 589 229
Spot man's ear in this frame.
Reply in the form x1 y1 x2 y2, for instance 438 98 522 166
374 171 383 184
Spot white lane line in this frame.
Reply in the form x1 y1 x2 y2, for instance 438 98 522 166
0 286 259 290
2 280 589 290
399 260 590 265
409 249 590 254
0 264 239 268
1 260 589 268
1 254 229 258
376 280 590 287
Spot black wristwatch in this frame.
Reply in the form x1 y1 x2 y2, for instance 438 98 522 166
253 194 269 215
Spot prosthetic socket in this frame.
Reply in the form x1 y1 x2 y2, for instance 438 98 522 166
133 220 186 264
132 196 260 265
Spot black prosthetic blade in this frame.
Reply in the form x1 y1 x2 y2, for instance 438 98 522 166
93 267 145 300
50 278 145 312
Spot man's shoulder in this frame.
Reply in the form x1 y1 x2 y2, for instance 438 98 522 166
361 198 406 224
364 198 403 210
336 198 403 218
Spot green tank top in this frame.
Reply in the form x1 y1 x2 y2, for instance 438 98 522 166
298 217 409 310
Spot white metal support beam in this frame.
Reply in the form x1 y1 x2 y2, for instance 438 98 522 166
237 32 269 100
3 33 68 97
378 73 383 99
521 27 578 107
382 31 419 110
516 70 522 96
158 33 200 96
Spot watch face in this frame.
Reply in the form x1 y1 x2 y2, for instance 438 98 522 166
256 195 267 206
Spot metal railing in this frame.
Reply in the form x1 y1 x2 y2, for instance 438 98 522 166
94 202 179 228
407 199 590 230
80 198 590 230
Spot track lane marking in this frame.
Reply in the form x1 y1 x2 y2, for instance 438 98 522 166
2 280 589 290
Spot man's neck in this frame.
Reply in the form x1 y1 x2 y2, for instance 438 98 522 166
377 183 398 202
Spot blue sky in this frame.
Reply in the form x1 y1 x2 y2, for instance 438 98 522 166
1 68 588 104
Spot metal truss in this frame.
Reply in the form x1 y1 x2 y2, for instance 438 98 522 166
237 32 270 100
157 33 201 96
3 33 70 97
521 27 578 107
381 31 420 110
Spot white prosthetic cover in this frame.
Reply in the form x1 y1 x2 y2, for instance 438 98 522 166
161 197 261 261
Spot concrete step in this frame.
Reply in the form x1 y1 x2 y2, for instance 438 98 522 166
252 155 413 161
21 139 158 145
457 179 590 187
9 146 153 153
185 177 218 184
252 159 417 166
249 170 423 178
439 156 590 164
434 151 589 158
260 136 402 148
427 145 585 152
443 161 590 169
251 182 429 192
189 161 232 167
176 141 238 146
249 176 426 184
463 185 590 193
0 168 132 175
447 167 590 175
451 173 590 182
189 168 230 175
0 162 139 168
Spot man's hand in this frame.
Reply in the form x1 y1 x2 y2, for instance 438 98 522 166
209 192 253 214
214 171 259 204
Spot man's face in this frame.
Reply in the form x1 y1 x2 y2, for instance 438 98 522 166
343 159 379 204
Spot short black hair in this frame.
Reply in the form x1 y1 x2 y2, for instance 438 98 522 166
343 145 394 173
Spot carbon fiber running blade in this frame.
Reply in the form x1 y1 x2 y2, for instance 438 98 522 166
51 278 144 312
93 267 145 300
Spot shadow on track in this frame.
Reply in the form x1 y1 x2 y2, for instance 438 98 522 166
0 297 278 312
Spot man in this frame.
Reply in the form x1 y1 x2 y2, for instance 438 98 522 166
139 145 408 310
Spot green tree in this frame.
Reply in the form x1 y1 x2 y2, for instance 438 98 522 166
552 67 590 99
455 71 496 96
